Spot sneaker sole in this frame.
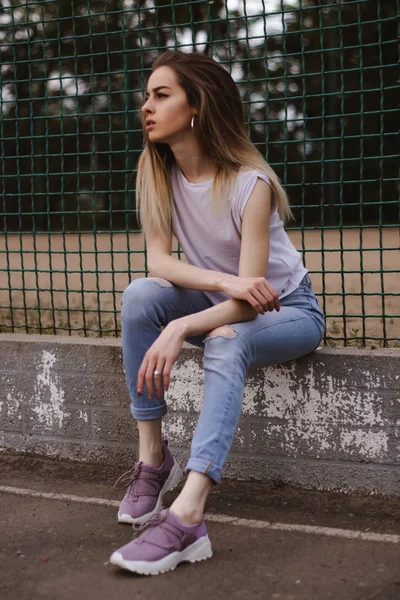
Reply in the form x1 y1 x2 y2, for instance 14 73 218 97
117 459 184 524
110 535 213 575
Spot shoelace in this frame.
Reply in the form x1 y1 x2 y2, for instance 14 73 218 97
132 511 184 550
113 463 142 489
133 510 167 532
114 462 162 499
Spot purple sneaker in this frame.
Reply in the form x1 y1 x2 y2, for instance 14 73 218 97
117 440 183 525
110 509 213 575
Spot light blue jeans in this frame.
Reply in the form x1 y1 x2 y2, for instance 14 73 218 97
121 274 325 484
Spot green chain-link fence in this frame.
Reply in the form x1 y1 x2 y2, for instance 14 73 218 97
0 0 399 346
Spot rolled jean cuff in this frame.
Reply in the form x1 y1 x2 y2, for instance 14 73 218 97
130 401 167 421
185 457 222 485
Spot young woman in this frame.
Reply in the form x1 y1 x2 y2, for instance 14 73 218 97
110 51 325 575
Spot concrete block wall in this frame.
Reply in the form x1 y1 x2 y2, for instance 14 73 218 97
0 333 399 497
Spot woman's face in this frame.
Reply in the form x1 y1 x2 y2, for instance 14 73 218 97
141 66 196 144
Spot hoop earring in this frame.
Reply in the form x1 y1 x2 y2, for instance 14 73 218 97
191 115 196 129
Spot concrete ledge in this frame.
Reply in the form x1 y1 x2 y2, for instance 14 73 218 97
1 333 399 497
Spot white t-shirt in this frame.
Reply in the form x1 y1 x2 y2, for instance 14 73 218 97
170 164 307 305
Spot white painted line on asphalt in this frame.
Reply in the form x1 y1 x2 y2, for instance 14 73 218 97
208 514 400 544
0 485 120 507
1 485 399 545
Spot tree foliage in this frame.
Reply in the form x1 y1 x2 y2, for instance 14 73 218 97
0 0 397 231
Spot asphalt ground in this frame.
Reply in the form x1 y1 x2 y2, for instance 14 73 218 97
0 455 399 600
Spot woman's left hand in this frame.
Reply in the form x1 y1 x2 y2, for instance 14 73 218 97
137 320 188 400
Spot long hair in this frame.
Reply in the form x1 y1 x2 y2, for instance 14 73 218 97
136 51 293 234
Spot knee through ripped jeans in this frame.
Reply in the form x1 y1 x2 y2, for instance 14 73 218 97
120 274 325 484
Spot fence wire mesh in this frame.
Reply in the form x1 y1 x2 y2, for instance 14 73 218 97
0 0 399 346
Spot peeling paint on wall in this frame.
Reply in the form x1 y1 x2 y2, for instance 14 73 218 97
243 361 384 426
163 413 196 443
169 359 204 412
5 393 22 421
340 429 388 460
31 350 66 429
0 392 23 423
78 409 89 424
243 361 387 459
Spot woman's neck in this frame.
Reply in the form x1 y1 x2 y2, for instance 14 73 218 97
170 139 216 183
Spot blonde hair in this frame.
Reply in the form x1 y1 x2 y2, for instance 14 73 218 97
136 51 293 235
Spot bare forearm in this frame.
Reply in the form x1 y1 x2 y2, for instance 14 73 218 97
149 254 229 292
175 298 257 338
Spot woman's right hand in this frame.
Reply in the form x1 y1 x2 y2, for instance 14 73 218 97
221 274 280 314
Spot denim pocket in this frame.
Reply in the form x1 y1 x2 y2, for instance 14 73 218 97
299 287 325 333
303 290 317 308
310 297 326 339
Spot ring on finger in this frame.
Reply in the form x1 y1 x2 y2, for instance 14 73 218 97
154 370 162 377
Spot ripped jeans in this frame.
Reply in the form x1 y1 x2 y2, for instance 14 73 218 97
121 274 325 484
